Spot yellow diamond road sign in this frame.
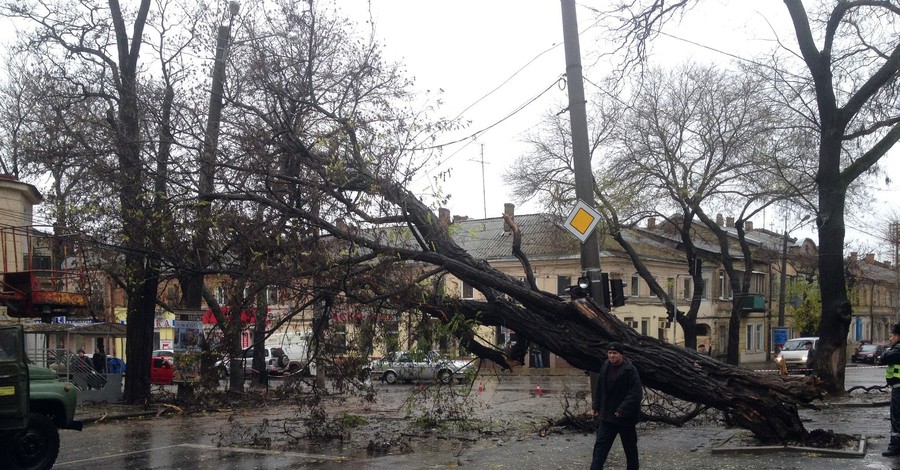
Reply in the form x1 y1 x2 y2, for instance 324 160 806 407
564 200 601 243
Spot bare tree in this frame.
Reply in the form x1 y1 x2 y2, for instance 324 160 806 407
599 0 900 395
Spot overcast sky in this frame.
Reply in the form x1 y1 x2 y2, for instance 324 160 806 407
0 2 896 256
341 0 897 255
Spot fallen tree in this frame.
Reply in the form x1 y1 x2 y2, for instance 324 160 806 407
208 2 822 443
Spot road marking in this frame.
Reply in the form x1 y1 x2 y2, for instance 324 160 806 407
54 443 347 467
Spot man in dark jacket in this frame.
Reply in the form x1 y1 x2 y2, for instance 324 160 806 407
881 323 900 456
590 342 643 469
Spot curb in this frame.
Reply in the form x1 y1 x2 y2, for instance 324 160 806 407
712 434 867 458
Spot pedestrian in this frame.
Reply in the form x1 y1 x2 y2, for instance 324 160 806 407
882 323 900 456
531 345 544 368
92 348 107 373
590 342 643 470
804 340 817 375
75 348 91 370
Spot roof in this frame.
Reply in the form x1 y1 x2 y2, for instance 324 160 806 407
451 213 686 265
23 322 127 336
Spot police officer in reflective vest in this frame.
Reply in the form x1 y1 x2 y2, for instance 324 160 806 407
882 323 900 456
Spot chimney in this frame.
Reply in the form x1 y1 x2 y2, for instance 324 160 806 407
647 217 656 230
439 208 451 229
726 216 734 228
716 214 724 226
745 221 753 231
503 203 515 232
864 253 875 263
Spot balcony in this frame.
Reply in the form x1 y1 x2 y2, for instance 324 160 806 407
740 293 766 313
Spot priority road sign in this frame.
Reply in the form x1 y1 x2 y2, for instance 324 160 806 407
564 200 601 243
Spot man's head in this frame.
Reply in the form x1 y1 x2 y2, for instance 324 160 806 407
803 341 813 349
607 342 625 366
77 348 85 356
891 323 900 345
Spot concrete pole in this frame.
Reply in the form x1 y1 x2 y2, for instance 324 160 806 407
561 0 605 406
778 230 789 327
560 0 603 299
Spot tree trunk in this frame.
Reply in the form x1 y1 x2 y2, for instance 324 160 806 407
813 140 851 394
432 295 818 443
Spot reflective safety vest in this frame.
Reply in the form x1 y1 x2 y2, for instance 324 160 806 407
888 364 900 381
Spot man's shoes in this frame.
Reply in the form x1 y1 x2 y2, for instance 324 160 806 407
882 449 900 457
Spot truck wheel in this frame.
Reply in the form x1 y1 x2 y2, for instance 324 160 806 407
2 412 60 470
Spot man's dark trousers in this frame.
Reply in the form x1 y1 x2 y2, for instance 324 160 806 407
590 420 638 470
890 386 900 452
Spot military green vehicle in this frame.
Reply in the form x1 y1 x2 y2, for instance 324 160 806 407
0 325 82 470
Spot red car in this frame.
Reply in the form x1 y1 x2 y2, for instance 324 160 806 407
851 343 886 364
150 356 174 385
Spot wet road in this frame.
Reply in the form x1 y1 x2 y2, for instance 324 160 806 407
53 365 887 469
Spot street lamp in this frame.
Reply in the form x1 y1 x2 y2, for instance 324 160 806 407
777 214 812 327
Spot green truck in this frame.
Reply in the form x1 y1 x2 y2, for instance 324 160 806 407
0 325 82 470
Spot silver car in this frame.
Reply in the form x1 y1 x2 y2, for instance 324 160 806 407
365 350 473 385
215 346 289 377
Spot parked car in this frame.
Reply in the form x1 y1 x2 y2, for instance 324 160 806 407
364 350 473 385
215 346 289 377
152 349 175 364
851 343 886 364
775 337 818 371
150 356 174 385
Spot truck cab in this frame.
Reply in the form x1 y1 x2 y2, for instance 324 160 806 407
0 325 82 470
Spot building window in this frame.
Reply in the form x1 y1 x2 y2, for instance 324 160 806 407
640 318 649 336
649 277 658 297
719 272 733 300
631 276 639 297
461 281 474 299
215 286 225 305
666 277 675 298
557 276 572 296
266 286 278 305
745 323 764 352
682 277 691 300
702 279 709 299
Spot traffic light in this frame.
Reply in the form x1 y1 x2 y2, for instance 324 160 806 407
611 279 625 307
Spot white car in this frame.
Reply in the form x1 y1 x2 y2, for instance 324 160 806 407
775 337 818 371
215 346 290 377
364 350 473 385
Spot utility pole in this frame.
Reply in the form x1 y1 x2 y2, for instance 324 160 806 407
778 214 810 327
560 0 603 299
193 2 239 311
561 0 605 405
778 229 789 327
480 144 487 219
